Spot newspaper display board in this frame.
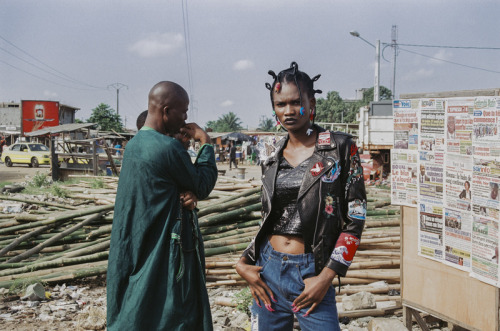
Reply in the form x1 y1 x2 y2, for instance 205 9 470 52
392 96 500 288
391 100 419 206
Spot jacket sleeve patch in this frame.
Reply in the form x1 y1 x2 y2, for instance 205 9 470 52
330 233 360 267
348 199 367 221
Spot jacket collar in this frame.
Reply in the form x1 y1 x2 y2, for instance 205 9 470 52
263 124 338 200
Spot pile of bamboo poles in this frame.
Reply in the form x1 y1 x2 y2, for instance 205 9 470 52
0 175 401 317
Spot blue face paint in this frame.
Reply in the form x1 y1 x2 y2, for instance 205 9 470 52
299 107 304 116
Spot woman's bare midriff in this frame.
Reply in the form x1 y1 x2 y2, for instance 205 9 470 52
269 234 305 254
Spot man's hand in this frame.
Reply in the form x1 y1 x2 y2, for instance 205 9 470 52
180 123 210 145
235 257 276 309
180 191 198 210
292 267 336 316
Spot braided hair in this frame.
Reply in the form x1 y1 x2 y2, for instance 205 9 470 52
265 62 322 123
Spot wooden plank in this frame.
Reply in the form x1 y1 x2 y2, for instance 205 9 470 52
401 206 499 331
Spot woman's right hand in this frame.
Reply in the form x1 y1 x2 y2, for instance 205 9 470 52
235 257 275 308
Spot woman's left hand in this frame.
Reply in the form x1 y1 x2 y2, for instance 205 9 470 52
292 268 336 316
181 191 198 210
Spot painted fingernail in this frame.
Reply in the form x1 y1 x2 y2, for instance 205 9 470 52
271 296 277 303
256 301 262 308
291 303 296 307
265 304 275 312
302 312 309 317
292 307 300 313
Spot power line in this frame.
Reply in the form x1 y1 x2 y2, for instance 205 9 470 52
0 58 100 90
399 47 500 74
0 34 107 89
397 43 500 50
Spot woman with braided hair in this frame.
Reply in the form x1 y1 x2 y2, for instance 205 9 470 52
235 62 366 330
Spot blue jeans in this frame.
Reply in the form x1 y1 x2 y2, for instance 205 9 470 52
250 239 340 331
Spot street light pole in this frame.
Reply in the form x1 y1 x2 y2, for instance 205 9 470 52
350 31 380 102
391 25 398 100
375 40 380 102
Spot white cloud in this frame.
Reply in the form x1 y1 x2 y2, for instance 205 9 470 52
220 100 234 107
43 90 58 98
233 59 255 71
129 33 183 58
428 49 452 64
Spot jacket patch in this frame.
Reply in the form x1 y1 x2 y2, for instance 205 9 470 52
323 194 336 218
348 199 367 220
318 132 331 146
350 143 359 157
310 162 324 176
321 161 341 183
331 233 360 267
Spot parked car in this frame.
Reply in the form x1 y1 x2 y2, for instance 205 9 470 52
1 143 50 167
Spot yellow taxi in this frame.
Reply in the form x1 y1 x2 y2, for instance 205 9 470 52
1 143 51 168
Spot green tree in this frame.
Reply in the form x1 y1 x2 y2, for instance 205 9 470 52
315 86 392 124
315 91 347 123
88 103 123 132
361 86 392 104
258 116 275 132
205 112 243 132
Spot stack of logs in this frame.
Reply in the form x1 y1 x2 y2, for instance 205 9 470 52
0 174 401 317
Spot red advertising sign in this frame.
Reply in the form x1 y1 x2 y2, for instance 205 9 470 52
21 100 59 134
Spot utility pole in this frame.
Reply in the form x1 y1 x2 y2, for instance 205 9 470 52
391 25 398 99
108 83 128 115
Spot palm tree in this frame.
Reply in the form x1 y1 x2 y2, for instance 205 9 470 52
258 116 275 132
217 112 243 132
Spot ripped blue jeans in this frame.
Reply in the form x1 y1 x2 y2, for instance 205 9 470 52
250 239 340 331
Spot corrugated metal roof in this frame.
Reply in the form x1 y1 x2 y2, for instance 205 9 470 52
25 123 97 136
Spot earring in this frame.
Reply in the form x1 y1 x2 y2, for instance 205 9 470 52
276 120 282 130
309 108 315 121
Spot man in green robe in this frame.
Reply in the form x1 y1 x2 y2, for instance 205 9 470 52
107 81 217 330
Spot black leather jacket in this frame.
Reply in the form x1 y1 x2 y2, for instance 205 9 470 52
242 126 366 276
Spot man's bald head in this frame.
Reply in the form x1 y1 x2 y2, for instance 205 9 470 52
148 81 188 113
145 81 189 134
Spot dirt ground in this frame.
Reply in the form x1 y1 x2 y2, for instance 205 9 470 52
0 163 52 184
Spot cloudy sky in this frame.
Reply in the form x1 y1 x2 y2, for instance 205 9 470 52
2 0 500 129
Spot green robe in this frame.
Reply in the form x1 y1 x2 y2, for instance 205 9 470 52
107 128 217 331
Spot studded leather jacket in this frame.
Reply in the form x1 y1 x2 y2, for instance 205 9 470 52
242 126 367 277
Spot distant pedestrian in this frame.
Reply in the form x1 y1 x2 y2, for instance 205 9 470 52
229 142 238 169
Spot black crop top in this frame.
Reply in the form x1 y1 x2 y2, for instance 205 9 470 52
270 155 310 236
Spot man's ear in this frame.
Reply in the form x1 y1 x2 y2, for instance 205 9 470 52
163 106 169 115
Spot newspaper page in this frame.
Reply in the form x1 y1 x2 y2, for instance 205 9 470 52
472 97 500 158
445 153 473 212
473 97 498 142
471 215 499 286
471 158 500 223
420 98 445 153
444 208 472 271
446 98 474 156
393 99 419 150
391 149 418 206
418 199 444 261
